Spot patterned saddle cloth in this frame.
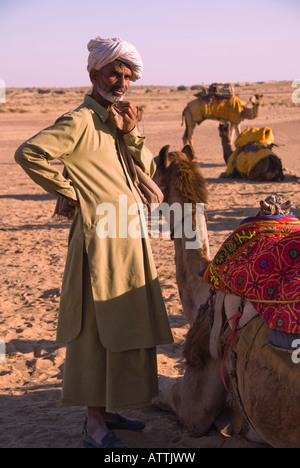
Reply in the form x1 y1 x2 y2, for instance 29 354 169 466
201 214 300 334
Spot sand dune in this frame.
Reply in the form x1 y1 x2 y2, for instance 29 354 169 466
0 81 299 447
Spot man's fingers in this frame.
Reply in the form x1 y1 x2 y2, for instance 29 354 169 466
115 102 137 116
114 102 137 133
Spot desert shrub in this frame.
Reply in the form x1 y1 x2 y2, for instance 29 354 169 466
5 107 30 113
177 85 187 91
38 88 51 94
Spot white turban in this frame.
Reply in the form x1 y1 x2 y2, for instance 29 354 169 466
87 37 143 82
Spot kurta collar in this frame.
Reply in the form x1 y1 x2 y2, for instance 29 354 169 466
84 95 110 123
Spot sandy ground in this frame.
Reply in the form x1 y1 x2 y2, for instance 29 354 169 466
0 82 299 448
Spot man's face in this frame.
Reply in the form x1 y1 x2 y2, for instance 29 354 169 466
95 61 132 104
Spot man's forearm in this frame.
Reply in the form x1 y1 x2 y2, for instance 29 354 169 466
15 142 78 201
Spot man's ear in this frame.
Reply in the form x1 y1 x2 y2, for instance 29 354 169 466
89 68 98 86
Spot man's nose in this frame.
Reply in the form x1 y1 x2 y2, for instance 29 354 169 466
117 75 128 89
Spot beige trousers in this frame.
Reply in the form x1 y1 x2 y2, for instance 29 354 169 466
61 253 159 412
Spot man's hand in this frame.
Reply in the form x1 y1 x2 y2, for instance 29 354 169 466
114 102 137 133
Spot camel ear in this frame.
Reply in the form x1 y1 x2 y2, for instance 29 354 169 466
159 145 174 167
182 144 195 161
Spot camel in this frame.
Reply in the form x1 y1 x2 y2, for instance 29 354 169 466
182 84 263 149
218 122 284 181
153 144 211 325
153 146 300 448
136 105 145 123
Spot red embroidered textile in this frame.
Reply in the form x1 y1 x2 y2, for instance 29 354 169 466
201 215 300 333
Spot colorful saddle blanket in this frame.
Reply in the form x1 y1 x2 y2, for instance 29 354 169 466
200 214 300 334
188 95 244 125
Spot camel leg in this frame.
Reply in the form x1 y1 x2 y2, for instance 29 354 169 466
182 109 196 148
182 110 189 146
178 362 228 435
230 123 240 145
186 123 196 148
156 376 181 413
158 359 227 436
182 125 188 147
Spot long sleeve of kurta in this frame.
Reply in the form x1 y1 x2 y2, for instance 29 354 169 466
14 112 87 201
15 101 155 200
123 127 156 178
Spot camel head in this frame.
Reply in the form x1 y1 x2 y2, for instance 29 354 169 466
153 145 208 206
250 94 263 106
157 144 195 166
153 145 195 192
218 122 231 138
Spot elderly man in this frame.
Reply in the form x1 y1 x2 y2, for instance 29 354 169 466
15 37 173 448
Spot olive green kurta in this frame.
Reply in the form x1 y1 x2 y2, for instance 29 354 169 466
61 251 159 410
15 95 173 352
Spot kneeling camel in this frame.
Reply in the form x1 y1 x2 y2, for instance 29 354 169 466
153 146 300 448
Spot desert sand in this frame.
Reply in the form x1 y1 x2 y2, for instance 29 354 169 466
0 81 299 448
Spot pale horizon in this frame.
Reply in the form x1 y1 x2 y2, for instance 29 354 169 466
2 78 297 91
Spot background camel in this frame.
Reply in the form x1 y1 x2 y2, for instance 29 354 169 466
218 123 284 181
182 84 263 148
154 146 300 448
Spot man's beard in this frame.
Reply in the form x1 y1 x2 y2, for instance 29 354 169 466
97 83 126 103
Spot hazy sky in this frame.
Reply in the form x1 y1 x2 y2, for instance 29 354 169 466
0 0 299 87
